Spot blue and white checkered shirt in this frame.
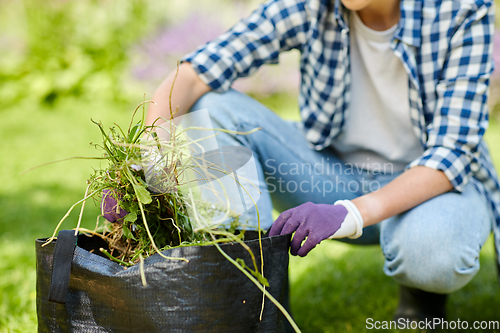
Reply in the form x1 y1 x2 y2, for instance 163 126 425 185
183 0 500 249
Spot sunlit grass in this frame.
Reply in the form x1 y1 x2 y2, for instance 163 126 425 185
0 99 131 332
0 239 36 332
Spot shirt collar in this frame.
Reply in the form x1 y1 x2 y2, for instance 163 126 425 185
334 0 422 46
395 0 422 47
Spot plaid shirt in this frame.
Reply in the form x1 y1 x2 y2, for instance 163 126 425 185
182 0 500 251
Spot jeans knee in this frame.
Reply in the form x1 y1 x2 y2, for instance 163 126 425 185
385 245 480 294
192 90 225 109
191 90 257 130
192 90 247 115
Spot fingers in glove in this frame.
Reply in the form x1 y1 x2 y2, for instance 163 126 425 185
269 210 293 236
280 216 304 236
296 236 320 257
290 226 309 256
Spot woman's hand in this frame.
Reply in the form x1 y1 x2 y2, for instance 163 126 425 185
269 200 364 257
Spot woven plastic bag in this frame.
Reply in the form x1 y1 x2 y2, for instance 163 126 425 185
36 231 291 333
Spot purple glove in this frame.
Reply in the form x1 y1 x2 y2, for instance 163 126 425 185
101 189 128 223
269 200 363 257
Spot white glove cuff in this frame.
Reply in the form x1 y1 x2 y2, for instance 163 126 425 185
332 200 364 239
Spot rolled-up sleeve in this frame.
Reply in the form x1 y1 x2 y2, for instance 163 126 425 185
181 0 309 92
409 0 495 192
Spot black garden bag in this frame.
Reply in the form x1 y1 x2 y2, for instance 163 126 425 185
36 230 291 333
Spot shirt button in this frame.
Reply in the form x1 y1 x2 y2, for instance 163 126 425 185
471 163 479 172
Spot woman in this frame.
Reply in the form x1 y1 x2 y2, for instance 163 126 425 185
146 0 500 322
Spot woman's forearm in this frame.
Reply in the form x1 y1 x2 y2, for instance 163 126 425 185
352 166 454 226
146 62 211 126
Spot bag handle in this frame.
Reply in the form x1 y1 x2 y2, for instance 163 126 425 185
48 230 77 304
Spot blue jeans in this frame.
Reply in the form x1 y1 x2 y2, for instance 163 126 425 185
190 89 493 294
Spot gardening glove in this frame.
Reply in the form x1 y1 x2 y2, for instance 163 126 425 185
101 189 128 223
268 200 363 257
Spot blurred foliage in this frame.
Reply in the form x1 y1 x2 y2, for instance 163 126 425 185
0 0 300 108
129 1 300 96
0 0 165 107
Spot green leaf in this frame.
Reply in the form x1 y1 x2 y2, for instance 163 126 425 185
133 183 152 204
124 211 137 223
122 224 136 240
136 176 147 187
128 123 141 143
236 258 269 287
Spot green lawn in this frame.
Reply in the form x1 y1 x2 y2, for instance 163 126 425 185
0 95 499 332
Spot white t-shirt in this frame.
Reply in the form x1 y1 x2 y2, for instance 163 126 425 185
331 11 423 172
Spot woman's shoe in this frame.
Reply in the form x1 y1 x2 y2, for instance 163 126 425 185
393 285 447 322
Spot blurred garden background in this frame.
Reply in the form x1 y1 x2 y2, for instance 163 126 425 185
1 0 500 332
